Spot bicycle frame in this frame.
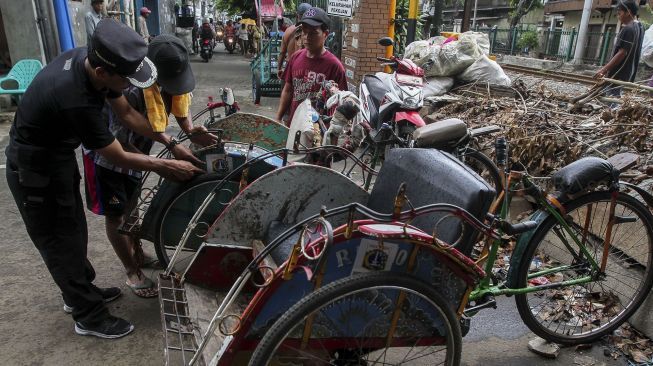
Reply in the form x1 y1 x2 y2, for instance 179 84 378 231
463 169 617 315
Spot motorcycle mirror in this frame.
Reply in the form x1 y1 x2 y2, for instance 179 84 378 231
378 37 394 47
224 88 235 105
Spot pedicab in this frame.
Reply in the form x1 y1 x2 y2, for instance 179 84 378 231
157 148 502 365
119 91 289 266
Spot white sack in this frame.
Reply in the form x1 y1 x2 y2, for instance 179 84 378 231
423 77 455 97
458 55 511 86
641 25 653 67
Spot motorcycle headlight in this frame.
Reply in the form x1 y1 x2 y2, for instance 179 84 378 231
403 97 418 109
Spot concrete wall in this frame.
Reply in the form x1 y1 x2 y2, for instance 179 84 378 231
68 0 90 47
0 0 45 64
158 0 176 35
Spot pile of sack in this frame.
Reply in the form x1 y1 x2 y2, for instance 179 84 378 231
404 31 511 97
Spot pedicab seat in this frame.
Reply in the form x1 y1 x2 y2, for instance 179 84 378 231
367 148 495 256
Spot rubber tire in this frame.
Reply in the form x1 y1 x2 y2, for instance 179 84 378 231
252 72 262 104
457 148 503 195
249 271 462 366
514 191 653 344
152 172 228 267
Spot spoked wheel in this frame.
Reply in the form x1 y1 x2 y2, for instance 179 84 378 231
456 148 502 195
249 272 462 366
515 191 653 344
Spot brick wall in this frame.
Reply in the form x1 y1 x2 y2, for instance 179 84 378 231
341 0 390 91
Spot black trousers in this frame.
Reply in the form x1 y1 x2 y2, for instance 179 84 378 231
6 160 109 324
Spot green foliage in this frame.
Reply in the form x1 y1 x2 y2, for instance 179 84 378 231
508 0 543 28
213 0 251 15
394 0 425 54
517 30 538 50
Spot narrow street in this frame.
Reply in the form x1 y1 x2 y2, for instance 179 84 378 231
0 44 626 365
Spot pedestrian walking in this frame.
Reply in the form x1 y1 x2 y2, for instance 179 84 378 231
85 0 104 46
139 7 152 44
239 24 250 56
5 19 203 340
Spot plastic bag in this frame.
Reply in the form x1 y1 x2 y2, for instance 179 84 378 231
458 32 490 56
286 99 319 150
641 25 653 67
458 55 511 86
423 77 455 97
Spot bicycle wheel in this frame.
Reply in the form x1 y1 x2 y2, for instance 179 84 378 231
249 272 462 366
515 191 653 344
457 148 502 195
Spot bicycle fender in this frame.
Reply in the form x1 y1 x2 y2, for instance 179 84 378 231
621 181 653 210
505 210 549 289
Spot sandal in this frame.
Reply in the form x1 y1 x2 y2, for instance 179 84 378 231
125 277 158 298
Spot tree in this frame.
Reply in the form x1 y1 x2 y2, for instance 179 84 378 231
509 0 543 28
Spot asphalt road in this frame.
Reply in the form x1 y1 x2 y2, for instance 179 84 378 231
0 44 628 365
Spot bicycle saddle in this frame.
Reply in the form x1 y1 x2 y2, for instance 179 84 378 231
413 118 468 148
551 157 620 199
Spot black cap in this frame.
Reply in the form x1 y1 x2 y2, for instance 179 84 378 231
297 3 312 17
90 19 156 88
147 35 195 95
299 7 331 29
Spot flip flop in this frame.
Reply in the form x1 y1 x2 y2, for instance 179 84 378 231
126 277 158 298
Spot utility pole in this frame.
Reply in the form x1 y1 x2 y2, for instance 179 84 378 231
472 0 478 28
573 0 593 64
461 0 473 32
406 0 419 44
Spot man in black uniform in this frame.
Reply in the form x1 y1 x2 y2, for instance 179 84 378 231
5 19 203 339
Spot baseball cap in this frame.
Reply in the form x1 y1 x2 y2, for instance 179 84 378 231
90 19 156 88
147 35 195 95
299 7 331 29
297 3 312 17
140 7 151 15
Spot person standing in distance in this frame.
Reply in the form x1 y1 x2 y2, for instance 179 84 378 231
594 0 644 98
139 7 152 44
5 19 203 339
85 0 104 46
277 3 312 79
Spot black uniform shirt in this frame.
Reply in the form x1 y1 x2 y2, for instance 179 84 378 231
6 47 119 170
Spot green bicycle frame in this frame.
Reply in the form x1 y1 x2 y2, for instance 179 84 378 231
469 174 602 303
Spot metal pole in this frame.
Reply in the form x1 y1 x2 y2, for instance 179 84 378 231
52 0 75 51
572 0 593 64
406 0 419 44
472 0 478 28
385 0 397 73
461 0 473 32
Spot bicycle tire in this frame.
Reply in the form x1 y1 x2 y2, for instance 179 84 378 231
514 191 653 344
249 271 462 366
457 148 503 195
153 172 230 267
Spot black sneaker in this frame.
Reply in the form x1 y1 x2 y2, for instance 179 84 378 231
74 316 134 339
63 287 122 313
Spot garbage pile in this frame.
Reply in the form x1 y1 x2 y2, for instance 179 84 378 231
423 82 653 182
404 32 511 97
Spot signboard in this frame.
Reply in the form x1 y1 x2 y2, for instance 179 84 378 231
327 0 353 18
344 57 356 68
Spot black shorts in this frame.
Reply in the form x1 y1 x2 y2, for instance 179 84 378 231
83 155 139 216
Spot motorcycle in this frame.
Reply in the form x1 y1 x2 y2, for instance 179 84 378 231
200 38 213 62
359 38 428 148
224 35 236 54
216 30 224 43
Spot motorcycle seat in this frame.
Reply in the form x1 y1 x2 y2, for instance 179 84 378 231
413 118 468 148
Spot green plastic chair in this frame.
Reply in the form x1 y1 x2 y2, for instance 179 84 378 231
0 59 43 97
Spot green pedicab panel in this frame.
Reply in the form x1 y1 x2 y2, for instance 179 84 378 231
205 113 288 151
